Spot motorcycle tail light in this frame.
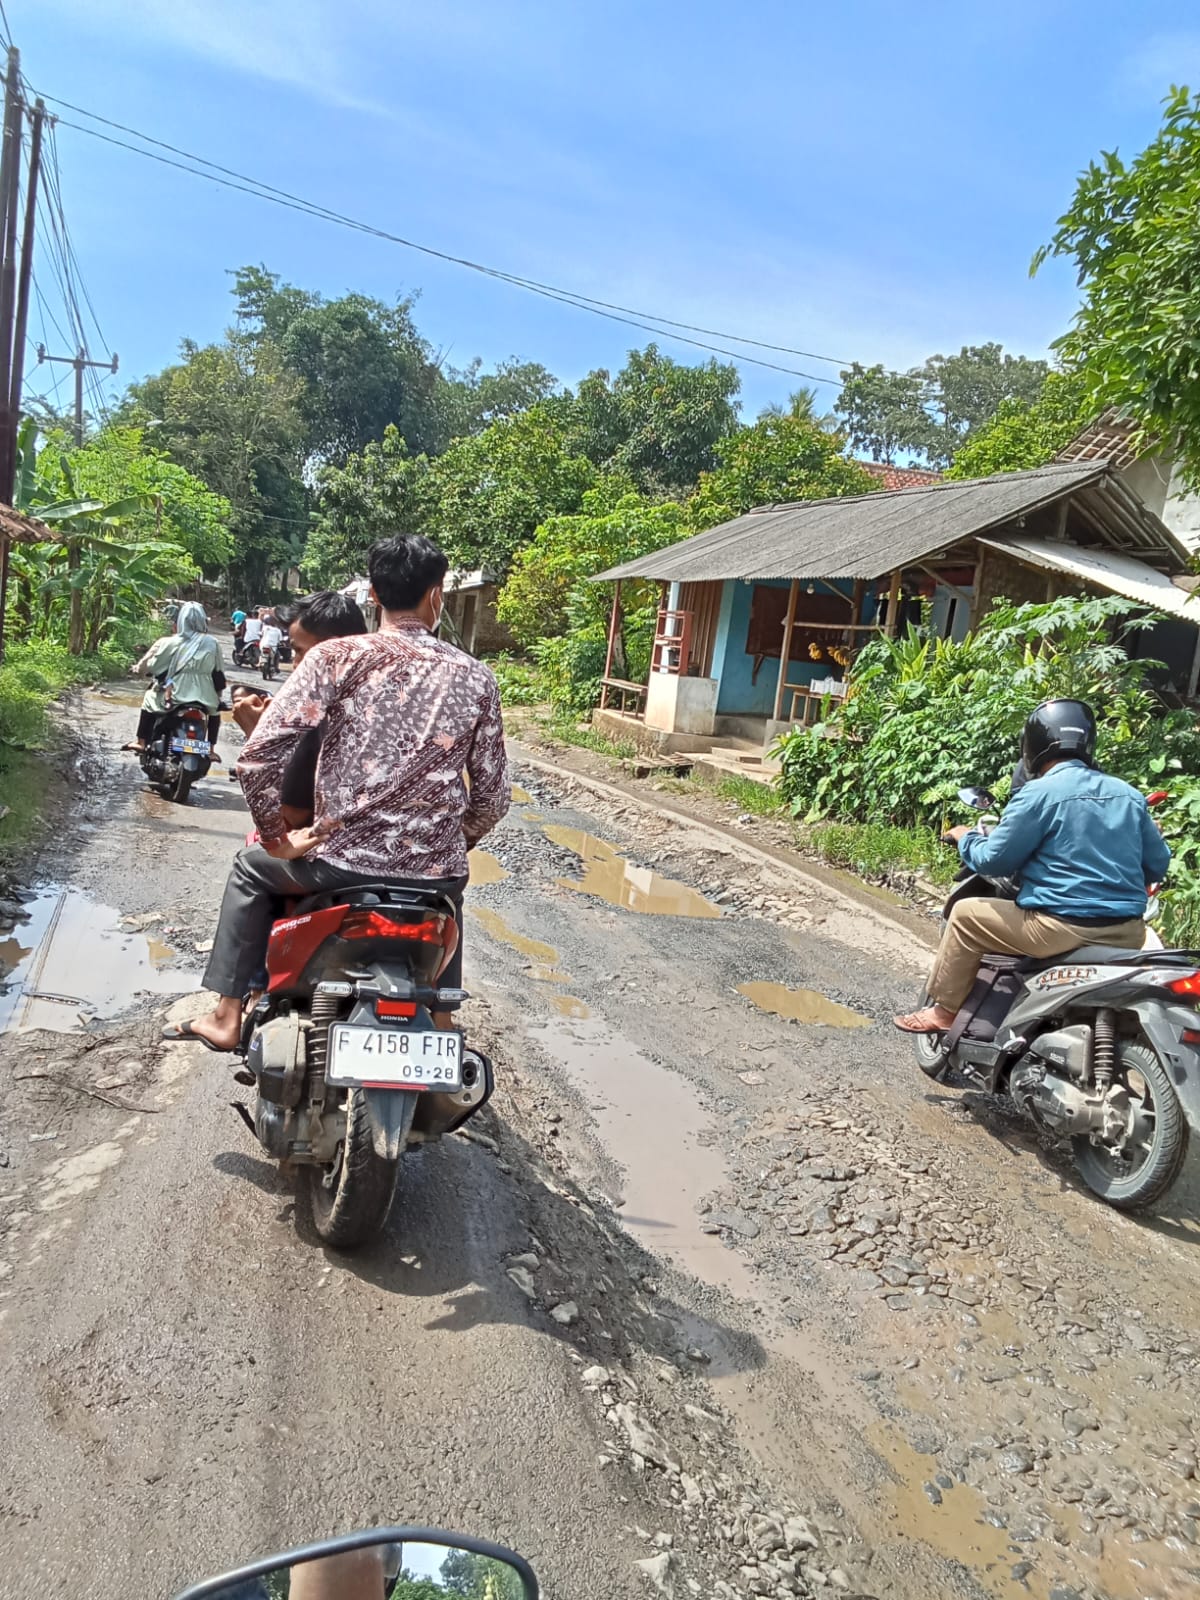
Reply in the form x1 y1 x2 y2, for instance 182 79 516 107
375 999 417 1019
340 910 445 944
1167 971 1200 998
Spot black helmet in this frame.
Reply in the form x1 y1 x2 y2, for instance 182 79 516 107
1021 698 1097 777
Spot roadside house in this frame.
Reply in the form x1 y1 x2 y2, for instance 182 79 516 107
592 461 1199 763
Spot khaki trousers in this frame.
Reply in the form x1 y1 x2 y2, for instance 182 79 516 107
928 898 1147 1011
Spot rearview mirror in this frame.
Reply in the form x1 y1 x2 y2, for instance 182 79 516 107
957 785 997 811
173 1528 539 1600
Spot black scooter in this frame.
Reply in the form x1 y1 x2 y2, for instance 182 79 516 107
912 785 1200 1211
139 701 214 804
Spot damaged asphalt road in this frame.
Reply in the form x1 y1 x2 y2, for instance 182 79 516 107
2 693 1200 1600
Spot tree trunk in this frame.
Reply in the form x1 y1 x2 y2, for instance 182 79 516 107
67 538 84 655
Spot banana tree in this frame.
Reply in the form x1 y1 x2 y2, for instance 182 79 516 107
9 417 182 653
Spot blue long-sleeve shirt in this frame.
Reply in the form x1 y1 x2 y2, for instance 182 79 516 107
959 760 1171 920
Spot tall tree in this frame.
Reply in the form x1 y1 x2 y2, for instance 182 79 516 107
232 266 447 461
834 363 931 465
556 344 741 492
917 344 1049 467
687 411 879 529
945 370 1090 481
1032 86 1200 484
304 425 433 585
124 333 307 595
442 356 561 437
424 404 596 570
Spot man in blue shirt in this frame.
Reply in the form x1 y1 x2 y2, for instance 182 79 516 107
895 699 1170 1033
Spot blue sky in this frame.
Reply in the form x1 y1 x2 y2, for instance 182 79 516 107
14 0 1200 424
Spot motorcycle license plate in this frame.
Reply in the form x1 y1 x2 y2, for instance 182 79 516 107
326 1024 463 1089
170 738 210 756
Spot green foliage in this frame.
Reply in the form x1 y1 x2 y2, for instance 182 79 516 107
916 345 1049 469
708 773 785 815
425 404 596 570
487 653 547 706
438 1547 526 1599
686 411 879 530
1033 87 1200 486
123 331 307 593
800 820 962 887
0 637 127 750
498 486 687 646
1152 779 1200 947
554 344 741 492
64 426 232 569
945 371 1091 480
442 356 561 437
774 595 1200 829
6 421 201 654
304 425 433 586
834 363 931 467
835 346 1052 469
233 266 449 461
539 712 638 761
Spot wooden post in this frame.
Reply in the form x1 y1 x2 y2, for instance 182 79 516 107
773 578 800 722
1187 627 1200 704
884 569 902 637
967 547 986 633
599 579 622 710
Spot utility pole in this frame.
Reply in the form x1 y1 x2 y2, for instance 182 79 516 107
35 346 119 447
8 98 45 483
0 46 21 661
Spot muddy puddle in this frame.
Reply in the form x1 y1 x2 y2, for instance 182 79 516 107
511 785 534 804
531 1016 751 1296
543 826 720 919
0 888 199 1034
468 849 509 886
737 980 871 1028
469 906 569 984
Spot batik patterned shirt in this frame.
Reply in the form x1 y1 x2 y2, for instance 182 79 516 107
238 617 510 878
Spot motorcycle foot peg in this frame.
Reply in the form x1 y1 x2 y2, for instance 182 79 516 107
232 1068 256 1087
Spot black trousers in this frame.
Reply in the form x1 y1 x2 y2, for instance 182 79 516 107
137 710 222 745
201 846 466 999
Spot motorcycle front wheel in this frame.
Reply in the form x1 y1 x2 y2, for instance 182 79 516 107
912 993 949 1079
304 1089 400 1249
1073 1040 1188 1211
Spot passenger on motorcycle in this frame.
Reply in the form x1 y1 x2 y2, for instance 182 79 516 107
167 536 509 1053
125 602 225 753
894 699 1171 1035
242 611 264 649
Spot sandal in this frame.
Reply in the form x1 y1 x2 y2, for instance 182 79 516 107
893 1007 956 1035
161 1019 238 1054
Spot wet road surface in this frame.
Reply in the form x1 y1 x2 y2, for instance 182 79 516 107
1 680 1200 1599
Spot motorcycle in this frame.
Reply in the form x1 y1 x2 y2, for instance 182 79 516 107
139 701 214 805
260 644 278 681
277 633 294 666
172 1526 538 1598
233 637 259 670
233 882 492 1249
913 784 1200 1210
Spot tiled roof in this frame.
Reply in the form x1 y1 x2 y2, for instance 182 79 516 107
1056 409 1146 472
856 461 943 490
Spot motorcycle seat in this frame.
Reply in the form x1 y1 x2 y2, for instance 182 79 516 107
288 881 457 918
1015 945 1197 974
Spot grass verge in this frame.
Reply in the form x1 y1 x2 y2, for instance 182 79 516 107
799 820 959 888
0 637 130 867
541 715 638 761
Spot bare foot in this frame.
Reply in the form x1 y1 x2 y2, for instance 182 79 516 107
166 998 243 1052
893 1004 957 1034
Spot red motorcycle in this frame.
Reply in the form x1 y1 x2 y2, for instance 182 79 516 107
235 883 490 1249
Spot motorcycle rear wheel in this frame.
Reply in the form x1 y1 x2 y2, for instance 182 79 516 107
304 1089 400 1249
169 766 194 805
1072 1040 1188 1211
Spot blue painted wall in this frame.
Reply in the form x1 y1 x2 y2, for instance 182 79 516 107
711 578 860 716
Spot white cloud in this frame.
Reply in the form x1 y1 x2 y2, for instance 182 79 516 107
37 0 395 114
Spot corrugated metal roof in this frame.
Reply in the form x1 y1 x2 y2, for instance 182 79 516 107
595 461 1187 583
978 534 1200 624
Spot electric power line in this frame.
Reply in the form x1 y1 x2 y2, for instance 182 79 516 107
41 95 862 388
